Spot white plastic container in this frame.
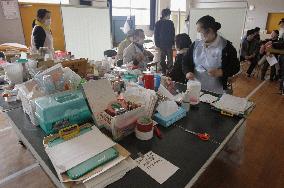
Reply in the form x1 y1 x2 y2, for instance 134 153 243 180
3 63 23 84
17 79 46 125
186 80 201 105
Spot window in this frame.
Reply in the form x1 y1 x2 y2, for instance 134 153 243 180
112 0 150 25
18 0 69 4
171 0 186 12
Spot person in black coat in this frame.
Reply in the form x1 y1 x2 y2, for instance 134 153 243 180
182 15 240 94
167 34 192 84
154 8 175 75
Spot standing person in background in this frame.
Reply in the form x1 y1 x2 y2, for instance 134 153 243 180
168 33 192 83
279 18 284 40
31 9 53 53
183 15 240 94
253 27 261 42
240 29 259 77
117 30 134 61
260 30 279 81
154 8 175 75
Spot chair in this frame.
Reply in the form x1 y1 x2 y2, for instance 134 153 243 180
104 50 117 58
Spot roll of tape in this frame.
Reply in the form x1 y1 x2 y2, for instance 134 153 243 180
135 127 153 141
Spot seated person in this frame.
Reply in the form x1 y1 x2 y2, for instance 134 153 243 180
117 30 134 60
167 33 192 83
123 29 153 71
260 30 279 80
183 15 240 94
240 29 259 77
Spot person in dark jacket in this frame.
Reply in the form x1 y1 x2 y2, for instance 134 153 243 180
31 9 53 53
240 29 259 77
260 30 279 80
154 8 175 75
168 33 192 83
253 27 261 42
182 15 240 94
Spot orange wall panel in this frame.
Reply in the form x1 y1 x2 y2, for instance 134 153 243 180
266 13 284 34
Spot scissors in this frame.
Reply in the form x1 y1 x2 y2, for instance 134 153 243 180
177 125 220 144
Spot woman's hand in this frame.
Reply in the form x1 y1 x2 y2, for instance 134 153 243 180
208 69 223 77
186 72 195 80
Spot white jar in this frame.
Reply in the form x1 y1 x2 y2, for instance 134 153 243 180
186 80 201 105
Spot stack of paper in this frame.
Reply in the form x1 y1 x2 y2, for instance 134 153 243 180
212 94 250 114
44 126 135 186
200 94 218 104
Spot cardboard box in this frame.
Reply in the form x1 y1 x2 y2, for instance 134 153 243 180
61 58 88 78
83 79 146 140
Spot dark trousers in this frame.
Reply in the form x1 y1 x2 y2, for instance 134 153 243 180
246 58 258 76
279 55 284 92
160 48 173 74
261 61 276 80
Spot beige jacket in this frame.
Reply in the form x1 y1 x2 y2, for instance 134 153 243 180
123 42 151 70
117 38 132 60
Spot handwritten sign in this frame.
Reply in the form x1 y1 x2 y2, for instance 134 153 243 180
135 151 179 184
1 0 19 20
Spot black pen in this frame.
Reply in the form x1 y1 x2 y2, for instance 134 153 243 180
200 64 208 72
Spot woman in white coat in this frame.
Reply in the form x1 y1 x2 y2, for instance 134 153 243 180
31 9 53 53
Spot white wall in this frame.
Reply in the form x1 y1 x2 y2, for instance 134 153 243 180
246 0 284 30
190 0 284 31
0 0 25 44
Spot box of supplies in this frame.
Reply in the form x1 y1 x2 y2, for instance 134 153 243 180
83 79 146 140
61 58 88 78
34 90 92 135
153 107 187 127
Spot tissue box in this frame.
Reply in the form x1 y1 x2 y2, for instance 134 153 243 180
34 90 92 134
17 79 46 125
153 107 187 127
83 80 146 140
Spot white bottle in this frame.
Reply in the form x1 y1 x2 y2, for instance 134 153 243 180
186 80 201 105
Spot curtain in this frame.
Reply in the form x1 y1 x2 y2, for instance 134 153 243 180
149 0 156 30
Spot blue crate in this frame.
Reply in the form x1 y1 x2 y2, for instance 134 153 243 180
153 107 187 127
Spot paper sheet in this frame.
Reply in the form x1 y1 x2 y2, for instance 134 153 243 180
83 80 116 118
135 151 179 184
266 55 278 66
200 94 218 104
213 94 248 113
45 126 116 173
1 1 19 19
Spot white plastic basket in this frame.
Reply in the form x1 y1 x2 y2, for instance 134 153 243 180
17 79 45 125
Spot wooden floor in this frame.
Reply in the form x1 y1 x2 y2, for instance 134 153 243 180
0 75 283 188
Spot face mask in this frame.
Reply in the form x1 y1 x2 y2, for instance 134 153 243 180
45 19 51 26
196 32 205 40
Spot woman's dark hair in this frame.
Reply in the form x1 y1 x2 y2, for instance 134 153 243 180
196 15 221 32
246 29 255 36
278 18 284 25
175 34 192 49
161 8 171 19
37 9 50 20
32 19 36 28
273 30 279 35
254 27 260 32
